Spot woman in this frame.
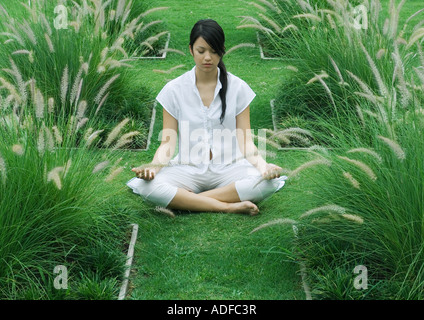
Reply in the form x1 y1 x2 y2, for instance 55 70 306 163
127 19 286 215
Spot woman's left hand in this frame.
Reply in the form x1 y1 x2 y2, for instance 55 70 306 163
261 163 283 180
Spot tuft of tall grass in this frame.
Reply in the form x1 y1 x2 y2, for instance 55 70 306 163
0 0 168 149
248 0 424 299
0 92 140 299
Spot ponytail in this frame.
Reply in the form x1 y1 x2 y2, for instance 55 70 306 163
218 60 228 124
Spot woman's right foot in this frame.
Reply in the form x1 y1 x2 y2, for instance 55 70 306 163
228 201 259 216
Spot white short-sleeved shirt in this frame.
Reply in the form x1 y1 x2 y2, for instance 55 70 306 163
156 66 256 173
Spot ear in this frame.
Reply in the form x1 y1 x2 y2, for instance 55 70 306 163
189 45 193 57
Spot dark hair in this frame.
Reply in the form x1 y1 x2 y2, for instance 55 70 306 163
189 19 227 124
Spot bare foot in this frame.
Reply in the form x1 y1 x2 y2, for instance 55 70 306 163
228 201 259 216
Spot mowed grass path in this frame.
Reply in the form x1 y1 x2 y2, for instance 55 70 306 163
117 0 307 300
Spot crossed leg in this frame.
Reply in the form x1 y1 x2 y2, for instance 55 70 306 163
167 183 259 215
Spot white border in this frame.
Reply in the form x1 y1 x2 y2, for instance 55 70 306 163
118 223 139 300
256 32 281 61
130 100 157 151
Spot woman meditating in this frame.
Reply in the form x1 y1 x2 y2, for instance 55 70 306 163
127 19 286 215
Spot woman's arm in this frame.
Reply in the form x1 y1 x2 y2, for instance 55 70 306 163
236 106 281 179
132 108 178 180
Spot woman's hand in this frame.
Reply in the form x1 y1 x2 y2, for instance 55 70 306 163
260 163 283 180
132 165 161 181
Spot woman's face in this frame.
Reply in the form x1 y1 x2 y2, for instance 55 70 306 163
189 37 221 74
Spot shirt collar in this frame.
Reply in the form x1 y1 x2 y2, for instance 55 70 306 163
190 66 223 94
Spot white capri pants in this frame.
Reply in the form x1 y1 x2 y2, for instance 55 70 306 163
126 160 287 208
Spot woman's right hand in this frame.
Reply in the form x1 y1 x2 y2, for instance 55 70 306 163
131 165 161 181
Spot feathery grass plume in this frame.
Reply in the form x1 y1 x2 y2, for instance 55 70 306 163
60 65 69 107
85 129 104 147
306 71 329 85
292 13 322 22
140 7 169 18
70 63 88 106
359 41 388 97
341 213 364 224
158 48 186 56
417 43 424 67
76 100 87 119
282 24 299 34
48 97 55 114
52 126 63 144
154 206 176 218
377 135 406 161
19 19 37 45
115 0 126 21
274 127 312 138
40 13 52 35
44 125 55 152
153 64 185 74
236 24 275 35
47 166 64 190
112 131 140 149
137 20 162 34
347 148 383 163
407 27 424 49
285 65 298 72
259 13 281 33
104 166 124 182
346 70 376 98
250 218 297 234
63 159 72 178
256 0 280 13
0 154 7 185
392 43 411 108
92 160 110 174
9 58 27 105
103 118 129 147
289 158 332 178
94 74 120 105
329 56 345 85
44 33 54 53
376 48 387 60
317 76 336 108
94 92 109 115
0 31 25 46
37 126 45 155
300 204 347 219
12 144 24 156
337 156 377 181
225 43 256 55
276 132 311 146
307 145 329 157
252 132 283 149
12 49 32 62
342 171 360 189
413 66 424 87
248 1 267 13
34 88 44 119
298 0 314 12
76 118 89 131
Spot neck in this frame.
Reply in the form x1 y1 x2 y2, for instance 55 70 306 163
195 66 218 85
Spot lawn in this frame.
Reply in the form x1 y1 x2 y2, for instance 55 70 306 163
1 0 423 301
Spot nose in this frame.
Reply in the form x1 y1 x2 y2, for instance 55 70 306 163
204 51 212 61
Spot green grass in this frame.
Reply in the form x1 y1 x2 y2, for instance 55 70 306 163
118 0 306 300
